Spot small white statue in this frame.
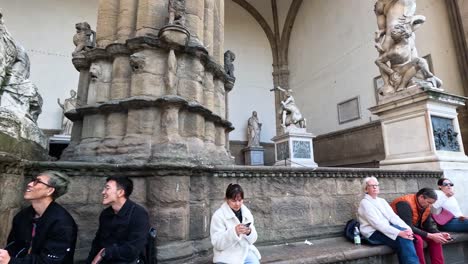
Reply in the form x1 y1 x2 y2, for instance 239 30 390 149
247 111 262 147
57 90 77 135
272 86 306 129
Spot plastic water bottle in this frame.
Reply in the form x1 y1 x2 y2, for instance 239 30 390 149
354 226 361 246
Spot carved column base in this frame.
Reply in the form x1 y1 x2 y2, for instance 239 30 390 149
369 86 468 170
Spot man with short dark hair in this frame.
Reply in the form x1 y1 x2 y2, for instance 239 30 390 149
87 176 149 264
0 171 77 264
391 188 452 264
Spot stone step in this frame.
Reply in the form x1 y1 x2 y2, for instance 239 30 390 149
258 233 468 264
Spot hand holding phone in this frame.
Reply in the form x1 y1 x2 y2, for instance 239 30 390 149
244 222 251 227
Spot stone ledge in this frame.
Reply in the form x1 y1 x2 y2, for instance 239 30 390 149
24 161 443 179
259 233 468 264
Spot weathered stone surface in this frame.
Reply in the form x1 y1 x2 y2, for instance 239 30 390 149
136 0 167 36
95 0 119 48
82 114 106 138
189 202 210 240
152 207 189 241
58 176 89 205
180 111 205 138
127 108 160 135
148 176 190 205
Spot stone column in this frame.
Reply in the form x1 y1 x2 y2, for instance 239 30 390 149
64 0 233 165
116 0 138 43
108 45 131 99
95 0 119 48
204 0 214 55
186 0 205 44
136 0 167 36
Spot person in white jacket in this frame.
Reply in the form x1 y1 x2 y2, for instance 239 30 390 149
210 183 261 264
357 177 419 264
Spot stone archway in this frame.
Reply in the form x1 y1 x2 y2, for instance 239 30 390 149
230 0 303 135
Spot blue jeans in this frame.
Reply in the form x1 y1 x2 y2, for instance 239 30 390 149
244 250 260 264
438 217 468 232
368 224 419 264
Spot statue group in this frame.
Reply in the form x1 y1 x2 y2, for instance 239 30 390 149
374 0 442 96
271 86 306 130
0 12 42 122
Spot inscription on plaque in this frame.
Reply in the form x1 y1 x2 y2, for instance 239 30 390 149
293 140 311 159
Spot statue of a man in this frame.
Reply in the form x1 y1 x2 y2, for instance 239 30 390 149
57 90 77 135
247 111 262 147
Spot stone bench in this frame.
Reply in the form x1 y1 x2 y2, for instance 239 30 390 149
259 233 468 264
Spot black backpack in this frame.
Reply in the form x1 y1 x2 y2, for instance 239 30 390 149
344 219 360 242
144 227 157 264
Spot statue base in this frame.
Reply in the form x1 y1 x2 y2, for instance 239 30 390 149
242 146 264 166
271 129 317 168
369 86 468 170
0 107 48 160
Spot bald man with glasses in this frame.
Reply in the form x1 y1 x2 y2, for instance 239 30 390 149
0 171 77 264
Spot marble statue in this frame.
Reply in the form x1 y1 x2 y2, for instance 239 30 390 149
57 90 77 135
247 111 262 147
272 86 306 129
224 50 236 80
374 0 442 95
168 0 186 26
0 12 43 122
72 22 96 56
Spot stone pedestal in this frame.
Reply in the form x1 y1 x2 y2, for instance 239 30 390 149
242 146 264 166
370 87 468 170
370 87 468 213
271 128 317 167
0 108 48 160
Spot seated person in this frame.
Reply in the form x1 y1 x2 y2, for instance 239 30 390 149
432 178 468 232
0 171 77 264
391 188 452 264
358 177 418 264
210 183 261 264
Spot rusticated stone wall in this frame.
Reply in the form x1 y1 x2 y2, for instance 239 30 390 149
23 162 441 263
64 0 234 166
0 155 26 247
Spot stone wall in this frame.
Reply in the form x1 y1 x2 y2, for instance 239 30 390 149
0 154 26 247
22 162 440 263
314 121 385 167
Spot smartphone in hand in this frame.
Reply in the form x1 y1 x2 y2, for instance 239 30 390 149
244 222 251 227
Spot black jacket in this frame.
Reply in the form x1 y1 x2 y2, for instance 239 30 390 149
6 202 78 264
86 199 149 264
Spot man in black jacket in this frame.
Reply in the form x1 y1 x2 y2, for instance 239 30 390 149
87 176 149 264
0 171 77 264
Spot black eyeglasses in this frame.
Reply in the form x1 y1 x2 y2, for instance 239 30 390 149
30 177 54 188
367 184 379 188
442 182 454 187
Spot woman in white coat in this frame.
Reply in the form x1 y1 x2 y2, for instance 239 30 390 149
210 184 261 264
